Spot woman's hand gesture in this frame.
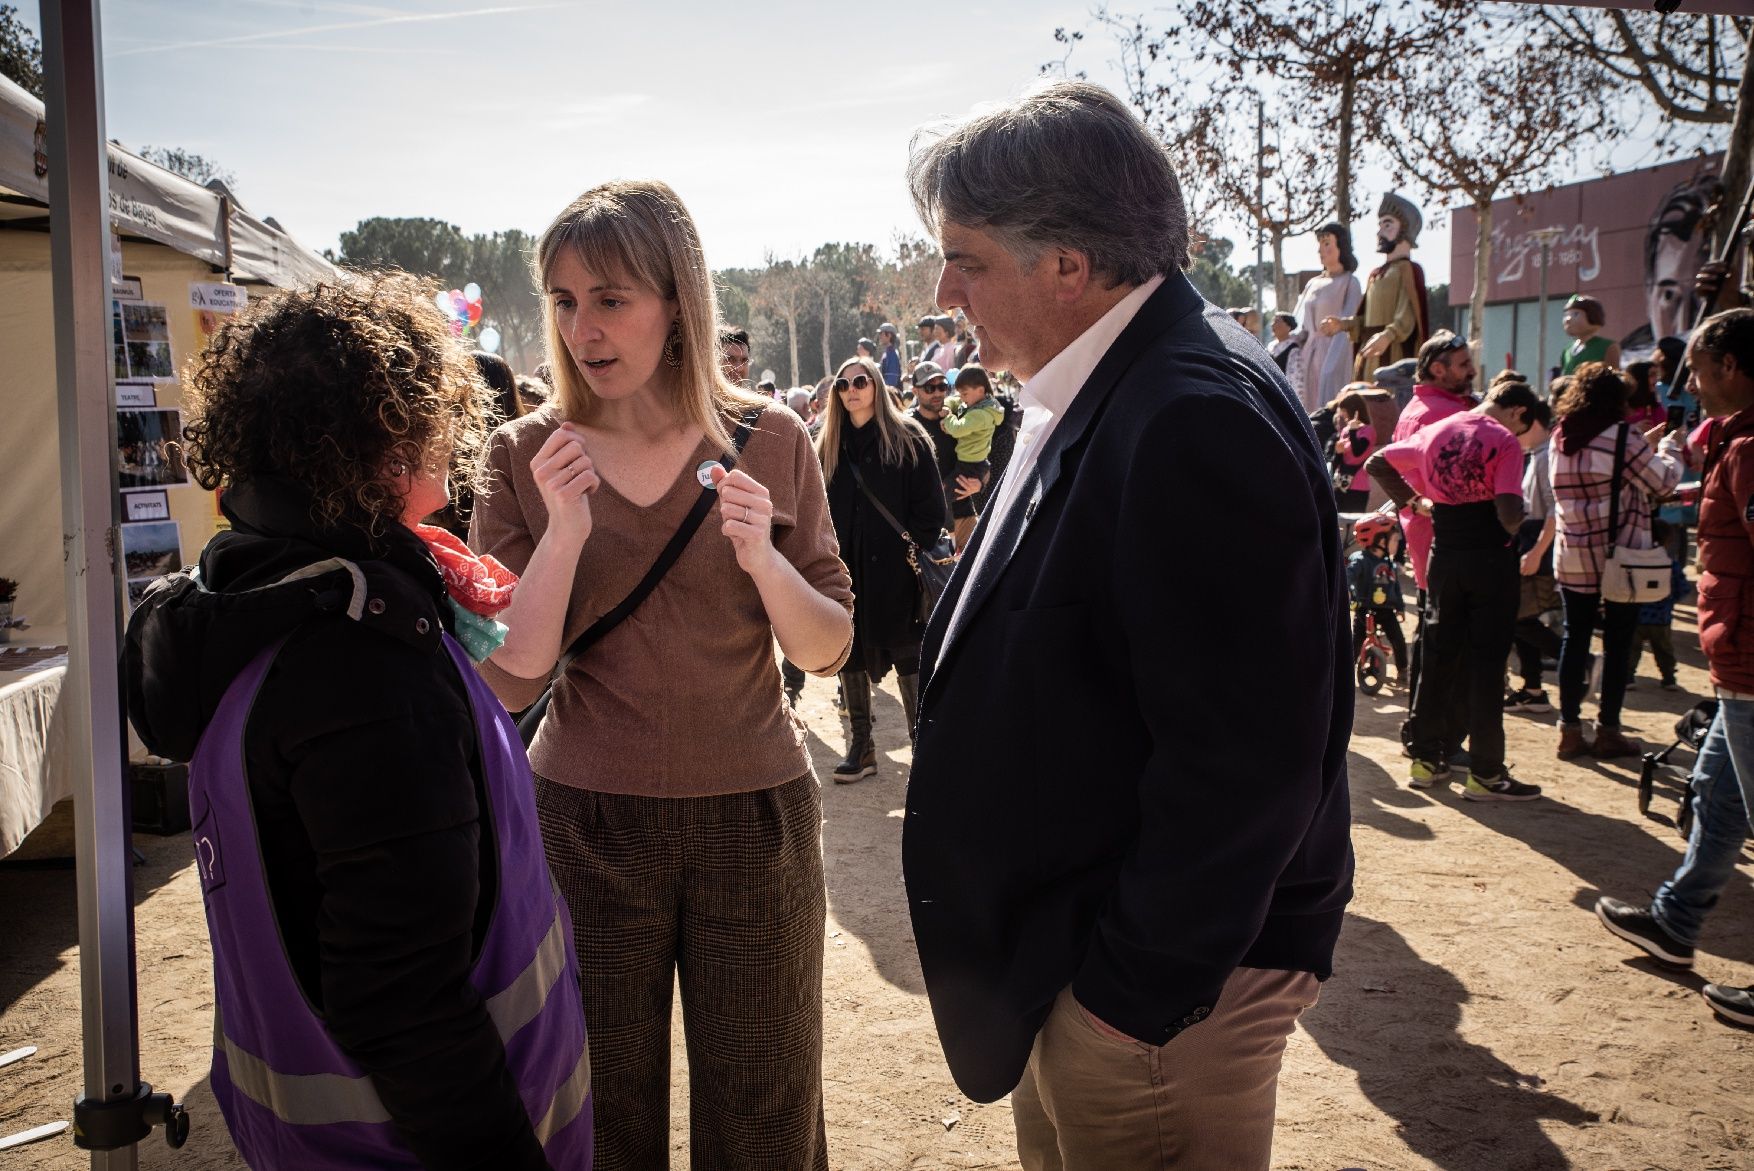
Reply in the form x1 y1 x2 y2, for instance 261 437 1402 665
531 423 599 547
712 465 780 579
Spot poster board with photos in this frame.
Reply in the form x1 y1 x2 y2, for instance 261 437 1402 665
112 298 175 382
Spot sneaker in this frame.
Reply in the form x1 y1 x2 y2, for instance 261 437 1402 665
1504 688 1553 713
1624 678 1639 691
1662 679 1681 692
1408 759 1451 790
1594 896 1695 968
1702 983 1754 1027
1461 772 1543 802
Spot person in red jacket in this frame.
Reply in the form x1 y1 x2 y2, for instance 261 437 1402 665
1595 308 1754 1028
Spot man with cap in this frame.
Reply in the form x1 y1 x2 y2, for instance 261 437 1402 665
1327 193 1431 379
919 315 945 369
907 360 981 548
879 323 904 388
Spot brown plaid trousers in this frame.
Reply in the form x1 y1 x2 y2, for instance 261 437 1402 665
535 773 829 1171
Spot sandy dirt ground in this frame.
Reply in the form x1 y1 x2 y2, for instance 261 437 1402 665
4 600 1754 1170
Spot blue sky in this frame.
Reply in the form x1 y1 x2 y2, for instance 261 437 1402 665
21 1 1708 287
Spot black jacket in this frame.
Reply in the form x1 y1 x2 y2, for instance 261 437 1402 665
124 478 548 1171
825 420 947 675
902 274 1355 1102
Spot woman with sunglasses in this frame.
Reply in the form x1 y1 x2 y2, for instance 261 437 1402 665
816 355 948 781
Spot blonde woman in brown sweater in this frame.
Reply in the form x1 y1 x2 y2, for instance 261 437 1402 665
470 180 853 1171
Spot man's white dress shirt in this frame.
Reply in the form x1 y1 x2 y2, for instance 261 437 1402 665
945 275 1165 642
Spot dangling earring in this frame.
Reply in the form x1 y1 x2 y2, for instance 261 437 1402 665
662 320 683 368
390 460 408 477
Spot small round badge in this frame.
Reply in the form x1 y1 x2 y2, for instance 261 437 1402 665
696 460 724 489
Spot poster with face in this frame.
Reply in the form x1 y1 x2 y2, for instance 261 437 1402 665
1628 173 1724 353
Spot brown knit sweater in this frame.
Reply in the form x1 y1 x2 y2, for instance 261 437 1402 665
470 402 853 798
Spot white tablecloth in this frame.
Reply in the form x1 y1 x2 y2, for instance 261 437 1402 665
0 648 71 857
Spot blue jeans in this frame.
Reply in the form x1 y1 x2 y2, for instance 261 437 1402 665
1651 699 1754 946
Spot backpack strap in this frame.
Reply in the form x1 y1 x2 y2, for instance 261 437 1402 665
1607 421 1629 559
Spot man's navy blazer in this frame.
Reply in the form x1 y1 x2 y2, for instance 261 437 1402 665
902 272 1355 1103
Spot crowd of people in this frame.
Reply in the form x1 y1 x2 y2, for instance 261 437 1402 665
111 75 1754 1171
1286 288 1754 1028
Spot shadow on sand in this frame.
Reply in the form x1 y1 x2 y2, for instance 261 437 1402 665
1305 912 1600 1171
813 680 925 995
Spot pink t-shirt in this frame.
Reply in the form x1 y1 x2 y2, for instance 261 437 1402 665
1628 404 1666 433
1380 412 1524 506
1390 384 1477 589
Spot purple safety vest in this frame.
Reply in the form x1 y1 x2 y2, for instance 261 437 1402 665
188 633 592 1169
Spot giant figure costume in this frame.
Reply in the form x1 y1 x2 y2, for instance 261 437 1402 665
1344 193 1431 379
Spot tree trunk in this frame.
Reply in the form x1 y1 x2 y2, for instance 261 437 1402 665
785 308 800 387
1470 196 1493 390
1710 26 1753 266
1270 230 1290 311
820 288 833 382
1337 63 1356 229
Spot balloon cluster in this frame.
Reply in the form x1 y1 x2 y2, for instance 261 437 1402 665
435 282 501 354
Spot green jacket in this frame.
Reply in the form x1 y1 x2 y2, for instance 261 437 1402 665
941 396 1003 463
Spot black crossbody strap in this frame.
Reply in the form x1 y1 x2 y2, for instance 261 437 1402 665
846 458 919 550
1607 421 1628 558
554 407 762 673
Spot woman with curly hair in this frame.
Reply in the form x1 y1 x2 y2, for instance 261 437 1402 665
124 272 594 1170
815 353 946 782
470 180 853 1170
1550 360 1686 761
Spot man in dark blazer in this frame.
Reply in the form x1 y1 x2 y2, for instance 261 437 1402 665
901 81 1355 1170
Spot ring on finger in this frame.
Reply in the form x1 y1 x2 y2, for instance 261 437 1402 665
744 505 752 523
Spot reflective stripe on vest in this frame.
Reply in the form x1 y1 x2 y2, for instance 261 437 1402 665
485 906 570 1039
216 909 589 1130
214 1009 391 1126
535 1047 593 1145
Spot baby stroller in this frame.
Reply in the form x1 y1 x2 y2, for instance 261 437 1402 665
1638 698 1718 838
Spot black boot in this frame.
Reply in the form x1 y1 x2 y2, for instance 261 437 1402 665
897 673 921 740
833 670 877 783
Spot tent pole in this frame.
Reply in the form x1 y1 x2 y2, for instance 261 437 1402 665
41 1 185 1164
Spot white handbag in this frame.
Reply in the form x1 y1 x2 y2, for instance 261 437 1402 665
1600 423 1672 606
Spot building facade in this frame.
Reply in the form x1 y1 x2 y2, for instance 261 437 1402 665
1450 154 1726 380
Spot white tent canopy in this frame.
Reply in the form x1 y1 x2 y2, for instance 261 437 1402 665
0 71 333 288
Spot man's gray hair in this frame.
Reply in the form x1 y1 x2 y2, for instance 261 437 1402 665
907 80 1191 287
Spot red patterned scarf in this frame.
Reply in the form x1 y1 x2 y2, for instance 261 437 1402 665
414 524 518 616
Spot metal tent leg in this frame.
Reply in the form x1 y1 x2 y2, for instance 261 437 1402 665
41 1 186 1164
